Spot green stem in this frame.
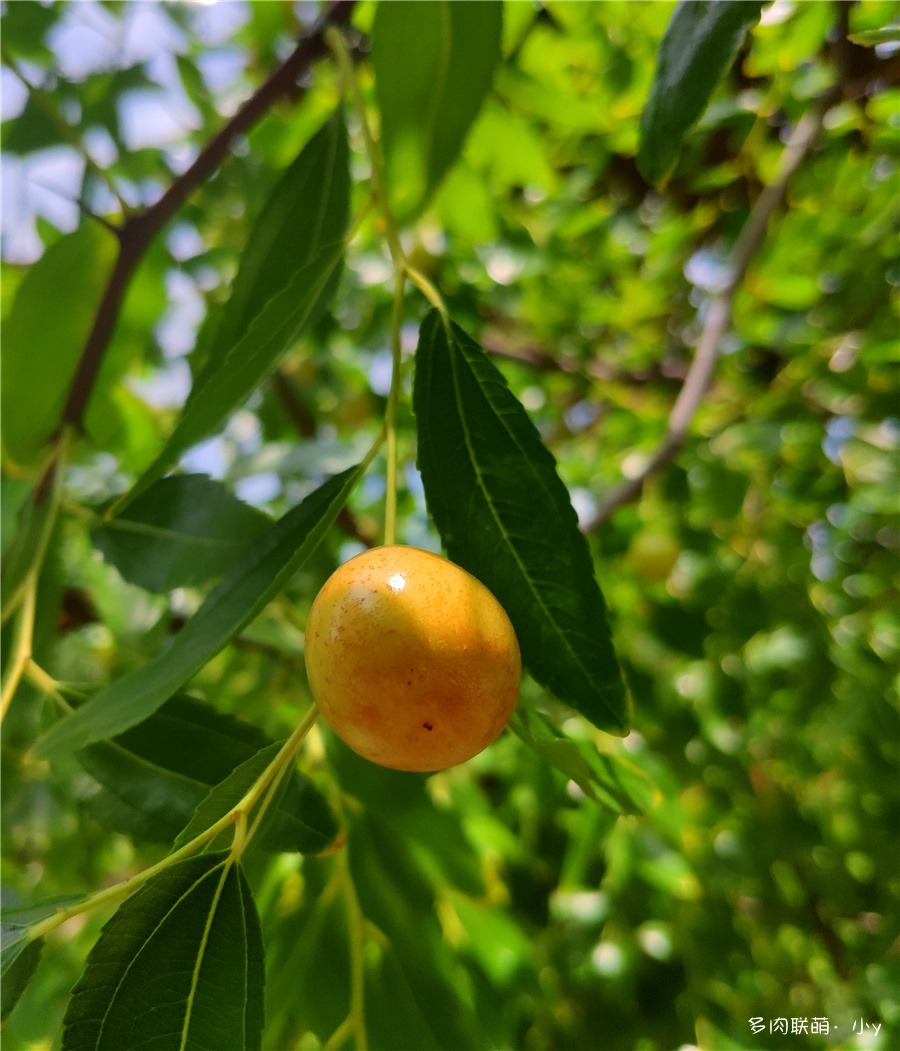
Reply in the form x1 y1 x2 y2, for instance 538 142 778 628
1 430 72 626
236 704 320 858
25 660 72 712
344 860 369 1051
0 579 37 722
25 705 321 943
325 28 404 269
27 809 237 944
327 26 411 548
383 272 406 547
323 1015 354 1051
405 266 448 317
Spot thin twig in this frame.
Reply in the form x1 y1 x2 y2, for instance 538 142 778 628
586 94 834 532
2 49 131 215
56 0 357 434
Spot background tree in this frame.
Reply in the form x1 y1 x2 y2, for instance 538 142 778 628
2 2 898 1049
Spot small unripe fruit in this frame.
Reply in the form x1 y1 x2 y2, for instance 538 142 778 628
304 545 521 771
630 529 680 582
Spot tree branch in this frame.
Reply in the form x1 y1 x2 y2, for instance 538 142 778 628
481 328 687 385
585 94 835 532
57 0 357 433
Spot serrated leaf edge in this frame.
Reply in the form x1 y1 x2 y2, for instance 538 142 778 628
437 315 626 731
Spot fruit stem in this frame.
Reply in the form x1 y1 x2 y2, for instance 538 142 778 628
325 27 405 271
405 265 448 317
383 271 405 547
326 26 409 549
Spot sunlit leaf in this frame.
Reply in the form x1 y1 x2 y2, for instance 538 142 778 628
373 0 502 219
62 854 264 1051
413 311 629 735
510 707 656 815
35 465 364 757
1 223 117 467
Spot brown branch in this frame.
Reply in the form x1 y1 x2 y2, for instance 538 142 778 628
481 329 688 385
58 0 357 433
585 93 836 532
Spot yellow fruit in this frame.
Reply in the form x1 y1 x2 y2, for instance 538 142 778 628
630 530 680 582
304 545 521 771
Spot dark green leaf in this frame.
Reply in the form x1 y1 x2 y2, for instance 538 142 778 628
1 223 118 468
73 694 274 844
1 93 66 154
373 0 502 220
0 1 58 59
1 895 83 1020
173 739 339 855
510 707 656 815
1 479 56 624
348 812 482 1050
126 112 350 504
200 109 350 373
637 0 766 184
413 311 629 734
0 935 41 1020
91 475 271 592
0 476 32 558
35 465 364 757
62 854 264 1051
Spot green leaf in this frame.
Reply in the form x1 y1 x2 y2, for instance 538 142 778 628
348 812 482 1050
1 472 58 623
200 109 350 372
126 111 350 504
62 854 264 1051
2 895 83 1020
373 0 502 220
131 245 345 503
848 25 900 46
510 707 656 816
637 0 766 184
35 465 364 758
0 0 57 59
413 311 629 735
1 223 118 468
1 476 33 558
173 740 339 855
1 93 66 154
91 475 271 592
72 694 275 844
1 935 42 1020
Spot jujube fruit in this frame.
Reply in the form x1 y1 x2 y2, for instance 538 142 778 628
630 529 680 582
304 545 521 771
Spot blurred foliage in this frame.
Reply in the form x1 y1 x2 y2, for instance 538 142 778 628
2 1 898 1049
